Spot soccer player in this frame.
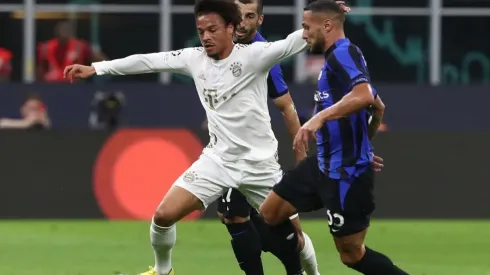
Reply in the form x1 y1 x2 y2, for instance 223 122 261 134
64 0 311 275
215 0 323 274
260 1 408 275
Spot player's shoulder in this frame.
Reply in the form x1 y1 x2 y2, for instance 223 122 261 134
234 43 253 50
246 41 273 56
168 46 205 58
331 41 363 58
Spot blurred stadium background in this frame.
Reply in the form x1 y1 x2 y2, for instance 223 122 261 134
0 0 490 274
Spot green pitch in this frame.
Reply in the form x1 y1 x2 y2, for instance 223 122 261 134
1 220 489 275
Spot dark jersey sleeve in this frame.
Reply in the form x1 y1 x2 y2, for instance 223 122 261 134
328 46 376 98
267 64 289 99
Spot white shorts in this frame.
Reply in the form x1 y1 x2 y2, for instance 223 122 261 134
173 148 283 210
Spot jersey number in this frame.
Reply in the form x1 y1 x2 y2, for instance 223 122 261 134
326 209 345 231
203 89 218 110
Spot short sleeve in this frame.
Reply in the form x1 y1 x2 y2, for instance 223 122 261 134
267 64 289 99
328 46 371 91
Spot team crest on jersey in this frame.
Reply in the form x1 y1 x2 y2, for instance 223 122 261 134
183 171 198 183
230 62 243 77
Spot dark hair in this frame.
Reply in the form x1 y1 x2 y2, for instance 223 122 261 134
305 0 345 21
237 0 263 15
194 0 242 28
24 91 43 102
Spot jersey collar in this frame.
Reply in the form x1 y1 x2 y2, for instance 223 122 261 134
324 38 350 57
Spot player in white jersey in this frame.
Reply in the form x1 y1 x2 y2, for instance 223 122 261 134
64 0 310 275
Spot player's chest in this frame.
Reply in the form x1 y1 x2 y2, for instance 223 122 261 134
194 59 252 109
314 65 343 106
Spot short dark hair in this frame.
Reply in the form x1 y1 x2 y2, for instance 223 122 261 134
194 0 242 28
304 0 345 22
237 0 263 15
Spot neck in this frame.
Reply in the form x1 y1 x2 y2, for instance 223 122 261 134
215 41 234 60
323 30 345 52
249 30 258 41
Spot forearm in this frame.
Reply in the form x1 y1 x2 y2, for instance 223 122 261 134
282 105 301 141
92 52 176 76
368 109 384 140
317 96 369 123
257 30 307 70
281 105 306 160
277 30 308 60
0 118 30 129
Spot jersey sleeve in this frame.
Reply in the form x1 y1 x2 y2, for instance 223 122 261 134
250 30 307 72
267 64 289 99
92 47 195 76
328 46 372 92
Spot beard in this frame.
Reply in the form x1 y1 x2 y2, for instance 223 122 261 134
234 26 257 44
309 34 326 54
310 42 325 54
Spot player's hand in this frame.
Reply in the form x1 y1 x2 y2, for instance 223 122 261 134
293 115 322 153
371 154 384 172
336 1 352 13
63 64 96 82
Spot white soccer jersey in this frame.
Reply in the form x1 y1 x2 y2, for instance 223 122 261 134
92 30 307 162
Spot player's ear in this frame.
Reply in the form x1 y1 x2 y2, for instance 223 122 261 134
258 14 264 26
323 19 333 32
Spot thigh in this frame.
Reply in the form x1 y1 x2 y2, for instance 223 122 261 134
269 155 324 213
173 153 233 210
217 188 253 218
320 168 375 237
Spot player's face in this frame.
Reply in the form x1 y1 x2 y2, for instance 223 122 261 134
235 1 263 43
302 11 327 54
196 13 234 57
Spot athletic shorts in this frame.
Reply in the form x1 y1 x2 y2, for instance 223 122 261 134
273 155 375 237
173 147 283 210
216 188 300 220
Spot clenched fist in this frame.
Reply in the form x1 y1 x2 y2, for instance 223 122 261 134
64 64 96 82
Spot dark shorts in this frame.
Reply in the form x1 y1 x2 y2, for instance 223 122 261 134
273 155 375 237
217 188 256 219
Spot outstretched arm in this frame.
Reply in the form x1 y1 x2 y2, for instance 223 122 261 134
92 48 193 76
250 30 307 72
64 48 196 80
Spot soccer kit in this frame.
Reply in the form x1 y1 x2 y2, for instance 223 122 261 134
273 38 377 237
92 30 307 210
216 31 290 219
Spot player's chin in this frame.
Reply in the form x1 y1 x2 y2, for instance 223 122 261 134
204 45 217 55
235 32 248 41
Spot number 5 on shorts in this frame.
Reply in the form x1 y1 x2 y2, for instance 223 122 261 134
326 209 345 231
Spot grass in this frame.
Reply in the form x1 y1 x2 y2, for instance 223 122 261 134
0 220 489 275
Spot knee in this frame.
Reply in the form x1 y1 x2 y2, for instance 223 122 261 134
338 244 365 266
217 212 225 224
153 205 179 227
